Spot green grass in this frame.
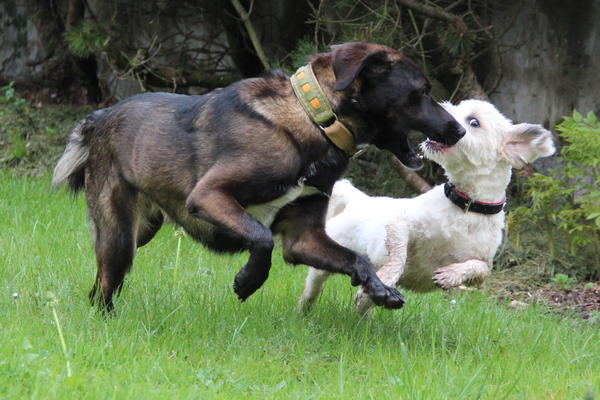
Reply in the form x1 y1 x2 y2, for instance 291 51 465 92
1 172 599 400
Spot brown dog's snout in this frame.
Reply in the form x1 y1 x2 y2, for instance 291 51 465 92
441 121 465 146
450 121 466 139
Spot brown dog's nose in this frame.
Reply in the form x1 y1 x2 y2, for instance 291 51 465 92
445 121 466 144
451 121 466 137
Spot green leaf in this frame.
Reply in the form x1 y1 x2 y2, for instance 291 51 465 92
585 111 597 124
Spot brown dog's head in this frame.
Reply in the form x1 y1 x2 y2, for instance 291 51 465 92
329 42 465 169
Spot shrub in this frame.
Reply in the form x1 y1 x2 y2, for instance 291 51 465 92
550 273 577 290
0 82 91 174
508 111 600 279
64 22 110 58
0 82 32 163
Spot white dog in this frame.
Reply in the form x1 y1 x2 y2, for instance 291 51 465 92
299 99 556 312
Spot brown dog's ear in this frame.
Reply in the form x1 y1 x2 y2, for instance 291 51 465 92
331 42 390 91
502 123 556 169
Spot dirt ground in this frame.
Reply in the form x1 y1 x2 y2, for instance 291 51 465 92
490 281 600 320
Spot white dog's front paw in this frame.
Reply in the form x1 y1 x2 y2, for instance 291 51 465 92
432 266 463 289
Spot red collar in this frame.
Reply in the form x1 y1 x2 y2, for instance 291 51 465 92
444 183 506 214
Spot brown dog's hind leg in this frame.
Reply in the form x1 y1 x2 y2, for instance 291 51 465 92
136 198 164 248
273 195 405 310
185 174 274 301
87 171 138 312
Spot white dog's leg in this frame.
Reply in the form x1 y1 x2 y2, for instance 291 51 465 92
298 268 331 310
355 218 408 314
432 259 490 289
298 210 355 311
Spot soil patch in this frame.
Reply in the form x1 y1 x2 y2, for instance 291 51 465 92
493 281 600 319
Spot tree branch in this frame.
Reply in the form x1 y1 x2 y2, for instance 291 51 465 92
391 158 432 194
395 0 460 23
229 0 270 71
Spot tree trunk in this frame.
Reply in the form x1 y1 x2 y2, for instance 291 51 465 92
24 0 100 103
457 64 489 101
65 0 85 30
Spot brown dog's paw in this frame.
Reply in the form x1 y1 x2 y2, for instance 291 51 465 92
351 264 405 309
432 266 463 289
233 268 269 301
364 283 405 309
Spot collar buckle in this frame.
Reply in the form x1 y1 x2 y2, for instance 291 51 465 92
318 116 337 130
464 198 473 213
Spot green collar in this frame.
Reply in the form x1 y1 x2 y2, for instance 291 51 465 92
290 64 357 156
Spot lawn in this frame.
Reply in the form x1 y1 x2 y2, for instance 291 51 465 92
1 171 599 399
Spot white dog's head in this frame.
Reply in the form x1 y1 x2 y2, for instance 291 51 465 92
421 100 556 181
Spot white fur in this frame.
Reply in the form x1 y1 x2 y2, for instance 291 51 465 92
299 99 556 312
246 179 321 227
51 119 88 188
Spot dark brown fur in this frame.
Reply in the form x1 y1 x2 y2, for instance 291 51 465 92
53 42 465 311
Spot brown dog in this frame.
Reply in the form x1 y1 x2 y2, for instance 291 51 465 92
52 42 465 311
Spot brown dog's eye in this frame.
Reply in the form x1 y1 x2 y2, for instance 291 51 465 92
368 63 391 76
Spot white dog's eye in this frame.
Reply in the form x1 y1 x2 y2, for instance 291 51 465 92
469 118 480 128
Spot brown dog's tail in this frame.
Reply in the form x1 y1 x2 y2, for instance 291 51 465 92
52 118 88 192
52 109 107 192
52 109 102 192
325 179 369 221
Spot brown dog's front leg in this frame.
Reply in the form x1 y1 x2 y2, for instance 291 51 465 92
186 179 273 301
273 196 405 309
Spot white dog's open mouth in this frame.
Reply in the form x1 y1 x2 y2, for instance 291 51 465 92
424 139 451 153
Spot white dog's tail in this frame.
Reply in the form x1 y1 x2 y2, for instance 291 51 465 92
326 179 369 220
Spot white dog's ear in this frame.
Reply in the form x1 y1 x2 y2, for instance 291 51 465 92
503 123 556 169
